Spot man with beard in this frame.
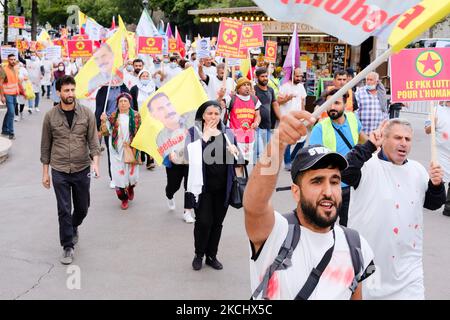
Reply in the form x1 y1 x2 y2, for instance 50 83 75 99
243 110 375 299
40 76 101 265
309 89 367 226
254 67 280 161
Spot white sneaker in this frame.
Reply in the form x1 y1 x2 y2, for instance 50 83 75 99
109 181 115 189
14 116 20 122
35 108 40 112
183 209 195 223
167 198 176 211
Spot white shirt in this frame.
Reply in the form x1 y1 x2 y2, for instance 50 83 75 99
435 105 450 182
348 155 429 300
124 72 139 90
204 75 235 101
25 58 42 92
65 62 79 77
250 212 374 300
278 82 307 116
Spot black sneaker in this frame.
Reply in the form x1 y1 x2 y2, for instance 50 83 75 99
73 228 79 245
205 256 223 270
60 247 74 265
443 210 450 217
192 255 203 271
8 134 15 140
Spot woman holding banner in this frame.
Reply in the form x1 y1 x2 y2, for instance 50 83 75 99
187 100 245 271
100 93 142 210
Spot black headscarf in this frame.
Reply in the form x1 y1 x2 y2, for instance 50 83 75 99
195 100 223 131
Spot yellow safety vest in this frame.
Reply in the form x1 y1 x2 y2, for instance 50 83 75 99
321 112 358 151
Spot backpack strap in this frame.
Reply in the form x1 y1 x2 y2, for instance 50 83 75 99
224 95 236 126
251 210 301 300
341 226 364 293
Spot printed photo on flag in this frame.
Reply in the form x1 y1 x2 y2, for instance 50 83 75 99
132 68 208 165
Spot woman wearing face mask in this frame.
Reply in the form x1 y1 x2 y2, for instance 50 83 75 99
130 69 157 169
15 63 34 121
50 62 66 106
100 93 142 210
186 100 245 271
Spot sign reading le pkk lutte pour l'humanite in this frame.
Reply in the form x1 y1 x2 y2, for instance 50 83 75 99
390 48 450 102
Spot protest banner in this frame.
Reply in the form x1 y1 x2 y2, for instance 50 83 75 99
8 16 25 29
216 18 243 58
265 40 277 63
241 24 264 48
68 40 94 58
138 37 163 55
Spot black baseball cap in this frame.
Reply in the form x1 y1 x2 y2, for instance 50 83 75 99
291 145 348 182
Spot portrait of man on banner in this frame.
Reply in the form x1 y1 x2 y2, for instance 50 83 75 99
146 92 196 161
87 43 123 93
132 68 208 164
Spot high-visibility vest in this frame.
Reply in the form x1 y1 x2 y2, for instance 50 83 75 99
3 66 19 96
321 112 358 151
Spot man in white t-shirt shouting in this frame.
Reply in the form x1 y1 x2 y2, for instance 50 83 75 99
342 118 446 299
277 68 307 171
244 110 375 300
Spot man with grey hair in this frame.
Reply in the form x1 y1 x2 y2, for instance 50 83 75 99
354 71 388 134
198 61 235 101
341 118 446 299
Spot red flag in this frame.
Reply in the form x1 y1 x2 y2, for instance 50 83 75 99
110 16 116 30
175 27 185 58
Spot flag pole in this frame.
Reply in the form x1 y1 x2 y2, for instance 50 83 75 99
312 48 392 119
102 67 116 113
222 57 228 89
430 101 437 165
248 49 254 83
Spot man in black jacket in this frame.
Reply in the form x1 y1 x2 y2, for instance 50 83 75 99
341 118 445 299
95 83 133 187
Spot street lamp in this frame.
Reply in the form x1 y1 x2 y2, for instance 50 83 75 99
142 0 149 9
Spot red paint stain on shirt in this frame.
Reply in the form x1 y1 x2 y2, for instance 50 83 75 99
395 204 400 209
130 165 135 176
118 169 125 176
393 227 399 235
266 272 279 300
443 132 449 140
415 224 419 229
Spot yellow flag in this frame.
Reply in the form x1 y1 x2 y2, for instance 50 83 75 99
389 0 450 53
131 68 208 165
240 57 250 80
118 15 126 31
37 29 52 48
126 31 137 60
78 10 87 30
75 27 126 99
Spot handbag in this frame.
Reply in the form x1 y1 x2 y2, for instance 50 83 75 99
123 141 141 165
229 165 248 209
24 81 35 100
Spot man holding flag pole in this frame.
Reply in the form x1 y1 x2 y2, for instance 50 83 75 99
245 0 450 300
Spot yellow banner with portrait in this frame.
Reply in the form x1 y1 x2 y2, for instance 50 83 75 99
131 67 208 165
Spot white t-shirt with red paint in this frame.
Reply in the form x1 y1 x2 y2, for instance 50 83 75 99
249 211 374 300
348 155 429 300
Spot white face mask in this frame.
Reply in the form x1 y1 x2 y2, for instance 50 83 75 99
126 65 133 72
58 66 64 71
366 84 376 90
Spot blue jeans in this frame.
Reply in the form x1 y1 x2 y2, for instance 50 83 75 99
254 128 272 163
284 140 306 166
2 95 17 135
31 92 40 109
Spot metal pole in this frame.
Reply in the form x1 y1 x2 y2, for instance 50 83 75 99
311 48 393 119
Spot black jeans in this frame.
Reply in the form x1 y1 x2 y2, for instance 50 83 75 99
104 135 112 180
444 183 450 215
339 187 351 226
52 167 91 249
15 103 25 116
165 164 194 209
194 190 228 258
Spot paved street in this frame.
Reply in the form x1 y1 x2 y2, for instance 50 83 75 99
0 99 449 300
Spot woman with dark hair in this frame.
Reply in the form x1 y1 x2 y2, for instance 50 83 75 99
100 93 142 210
51 61 67 106
187 100 245 271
